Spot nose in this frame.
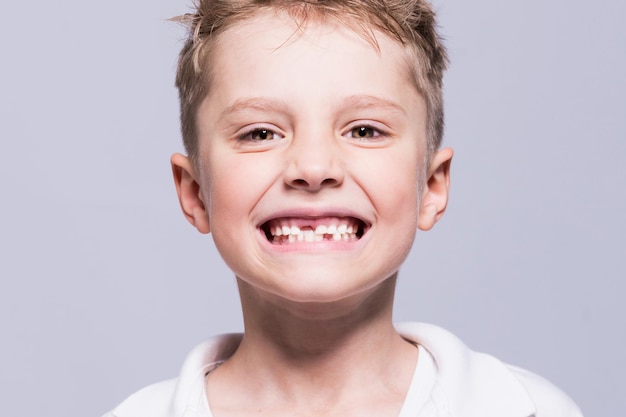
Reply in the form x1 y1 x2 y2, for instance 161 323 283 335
284 131 345 192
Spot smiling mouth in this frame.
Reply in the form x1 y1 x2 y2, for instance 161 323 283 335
261 217 367 245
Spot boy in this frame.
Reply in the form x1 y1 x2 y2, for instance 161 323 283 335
106 0 583 416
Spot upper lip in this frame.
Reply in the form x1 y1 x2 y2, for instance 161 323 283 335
256 207 372 229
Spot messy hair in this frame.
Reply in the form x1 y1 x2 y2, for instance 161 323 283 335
173 0 448 161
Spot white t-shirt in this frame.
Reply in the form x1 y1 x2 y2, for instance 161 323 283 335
104 323 583 417
193 344 437 417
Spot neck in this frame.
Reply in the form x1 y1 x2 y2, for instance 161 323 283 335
238 274 399 358
206 274 417 416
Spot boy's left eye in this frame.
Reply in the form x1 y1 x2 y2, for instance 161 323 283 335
348 126 383 139
250 129 276 140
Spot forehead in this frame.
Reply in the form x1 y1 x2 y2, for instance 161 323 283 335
200 10 425 128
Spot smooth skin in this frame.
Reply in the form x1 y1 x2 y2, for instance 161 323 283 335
172 10 452 417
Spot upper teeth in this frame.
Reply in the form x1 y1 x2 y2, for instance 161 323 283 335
269 222 358 243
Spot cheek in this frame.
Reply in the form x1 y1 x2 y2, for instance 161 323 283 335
363 151 421 215
202 163 258 273
204 153 278 225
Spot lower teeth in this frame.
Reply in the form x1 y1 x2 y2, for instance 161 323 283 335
273 232 357 244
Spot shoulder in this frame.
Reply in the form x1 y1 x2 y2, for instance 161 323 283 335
103 333 242 417
103 379 177 417
508 365 583 417
396 322 583 417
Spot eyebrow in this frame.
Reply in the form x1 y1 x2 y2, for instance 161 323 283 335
219 94 407 119
220 97 290 119
338 95 407 117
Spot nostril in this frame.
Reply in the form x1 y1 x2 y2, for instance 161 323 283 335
288 177 340 190
321 178 339 187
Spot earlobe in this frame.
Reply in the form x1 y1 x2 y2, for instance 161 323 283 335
171 153 211 234
418 147 453 231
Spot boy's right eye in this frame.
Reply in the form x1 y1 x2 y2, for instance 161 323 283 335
239 128 283 142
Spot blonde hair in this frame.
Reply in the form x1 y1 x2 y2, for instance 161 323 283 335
173 0 448 160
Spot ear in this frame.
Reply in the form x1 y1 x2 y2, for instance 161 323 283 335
171 153 211 234
418 147 453 231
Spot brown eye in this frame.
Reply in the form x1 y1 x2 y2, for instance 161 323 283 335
251 129 275 140
351 126 377 138
238 127 284 143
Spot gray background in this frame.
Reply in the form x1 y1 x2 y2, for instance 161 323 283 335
0 0 623 416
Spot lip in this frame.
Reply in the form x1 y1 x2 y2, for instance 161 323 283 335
257 207 372 226
256 208 372 252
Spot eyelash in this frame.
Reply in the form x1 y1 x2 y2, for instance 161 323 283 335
236 123 388 142
237 127 283 142
345 124 388 141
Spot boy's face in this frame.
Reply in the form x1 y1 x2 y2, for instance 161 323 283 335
172 11 452 305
